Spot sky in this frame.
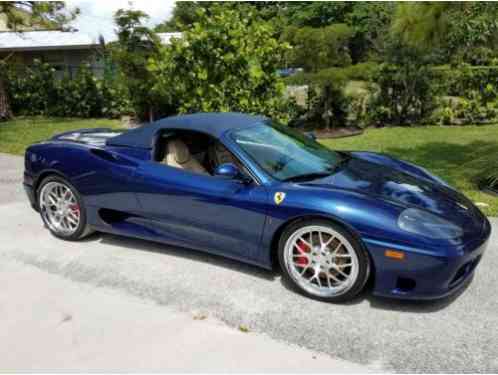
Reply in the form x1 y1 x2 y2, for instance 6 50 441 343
64 0 176 41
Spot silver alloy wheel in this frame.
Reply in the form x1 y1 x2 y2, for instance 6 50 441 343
283 225 359 297
39 181 80 236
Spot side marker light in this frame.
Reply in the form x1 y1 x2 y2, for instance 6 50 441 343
385 250 405 260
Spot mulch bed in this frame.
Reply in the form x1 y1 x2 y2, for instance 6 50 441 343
313 126 364 139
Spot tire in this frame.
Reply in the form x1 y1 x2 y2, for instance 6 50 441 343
278 219 370 303
37 175 93 241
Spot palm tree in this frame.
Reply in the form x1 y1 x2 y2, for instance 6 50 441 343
390 3 455 49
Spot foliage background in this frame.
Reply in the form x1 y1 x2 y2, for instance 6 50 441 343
4 2 498 128
149 5 290 121
1 60 132 118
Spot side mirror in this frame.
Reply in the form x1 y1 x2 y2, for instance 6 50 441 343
214 163 249 183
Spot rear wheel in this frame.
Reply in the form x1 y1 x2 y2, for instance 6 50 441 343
278 219 370 302
37 176 92 240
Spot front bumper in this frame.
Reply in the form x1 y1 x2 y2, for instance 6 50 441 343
365 219 491 300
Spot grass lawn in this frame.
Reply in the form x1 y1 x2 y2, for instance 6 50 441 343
0 117 122 155
322 125 498 216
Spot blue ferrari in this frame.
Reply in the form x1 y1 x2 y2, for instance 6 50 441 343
23 113 490 302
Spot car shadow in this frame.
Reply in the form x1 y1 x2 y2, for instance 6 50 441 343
83 232 471 313
87 231 277 282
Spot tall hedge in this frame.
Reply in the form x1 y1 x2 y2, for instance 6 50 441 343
1 60 133 118
431 65 498 98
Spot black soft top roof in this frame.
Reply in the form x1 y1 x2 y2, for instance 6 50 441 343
107 112 267 149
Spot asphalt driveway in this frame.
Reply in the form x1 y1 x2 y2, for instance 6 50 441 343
1 153 497 372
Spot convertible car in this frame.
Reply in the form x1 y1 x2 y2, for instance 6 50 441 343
23 113 491 302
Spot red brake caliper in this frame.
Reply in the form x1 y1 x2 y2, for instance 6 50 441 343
296 239 310 266
69 204 80 217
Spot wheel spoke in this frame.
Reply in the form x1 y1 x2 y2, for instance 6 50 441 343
331 242 342 254
326 275 332 288
294 243 308 255
66 214 78 226
331 265 349 278
63 217 71 230
327 272 341 284
299 236 312 249
48 194 58 204
324 235 334 247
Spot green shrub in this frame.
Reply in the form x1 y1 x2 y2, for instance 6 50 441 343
282 23 355 72
429 65 498 125
149 5 291 122
100 72 134 118
429 95 498 126
344 82 373 128
2 60 133 118
288 81 351 130
5 60 59 115
284 63 379 128
370 62 435 126
284 62 379 86
432 65 498 98
56 64 103 117
341 62 380 81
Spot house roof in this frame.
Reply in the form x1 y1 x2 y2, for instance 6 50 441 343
0 30 100 51
107 113 268 149
0 31 181 52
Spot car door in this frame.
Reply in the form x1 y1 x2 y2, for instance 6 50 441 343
133 161 269 263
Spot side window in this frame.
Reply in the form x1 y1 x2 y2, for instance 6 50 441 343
207 141 242 170
153 130 246 178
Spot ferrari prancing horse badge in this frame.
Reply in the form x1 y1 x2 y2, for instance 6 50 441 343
274 192 286 205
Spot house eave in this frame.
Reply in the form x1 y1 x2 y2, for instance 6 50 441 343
0 44 100 52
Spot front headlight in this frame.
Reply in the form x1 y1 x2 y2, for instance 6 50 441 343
398 208 463 239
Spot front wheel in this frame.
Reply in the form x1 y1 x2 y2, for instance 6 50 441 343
278 220 370 303
38 176 93 241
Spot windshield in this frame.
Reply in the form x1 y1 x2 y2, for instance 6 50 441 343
231 122 343 181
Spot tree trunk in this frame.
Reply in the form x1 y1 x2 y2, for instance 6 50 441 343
0 76 12 121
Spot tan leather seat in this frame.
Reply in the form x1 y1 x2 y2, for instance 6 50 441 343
164 139 208 175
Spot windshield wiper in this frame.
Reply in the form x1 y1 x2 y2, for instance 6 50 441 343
283 172 332 182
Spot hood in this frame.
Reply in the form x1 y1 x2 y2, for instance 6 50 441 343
303 155 485 236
